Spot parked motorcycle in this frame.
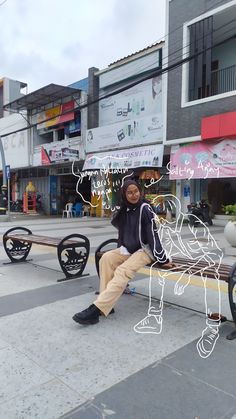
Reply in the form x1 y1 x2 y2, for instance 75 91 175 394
36 194 44 214
10 199 23 212
187 199 213 226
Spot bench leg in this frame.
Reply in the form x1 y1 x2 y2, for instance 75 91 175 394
57 234 90 280
3 227 32 263
227 262 236 340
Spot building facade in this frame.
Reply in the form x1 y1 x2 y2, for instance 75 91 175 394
165 0 236 213
2 82 88 214
83 43 174 216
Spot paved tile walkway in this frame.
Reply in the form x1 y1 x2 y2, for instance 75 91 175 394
0 216 235 418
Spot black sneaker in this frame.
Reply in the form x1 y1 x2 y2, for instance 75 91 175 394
72 304 100 325
99 308 115 316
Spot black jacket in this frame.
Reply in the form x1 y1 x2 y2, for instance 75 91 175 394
111 203 168 264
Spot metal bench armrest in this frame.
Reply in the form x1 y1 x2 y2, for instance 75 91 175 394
95 239 118 276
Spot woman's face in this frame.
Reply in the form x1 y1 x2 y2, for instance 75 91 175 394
152 77 161 96
125 184 141 204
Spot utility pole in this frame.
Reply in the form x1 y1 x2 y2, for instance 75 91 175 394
0 136 7 215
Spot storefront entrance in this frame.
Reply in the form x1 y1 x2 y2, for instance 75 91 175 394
207 178 236 213
60 174 91 213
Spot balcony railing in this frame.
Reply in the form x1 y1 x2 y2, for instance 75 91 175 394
189 63 236 101
211 64 236 96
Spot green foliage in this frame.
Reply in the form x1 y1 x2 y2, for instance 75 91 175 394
223 204 236 221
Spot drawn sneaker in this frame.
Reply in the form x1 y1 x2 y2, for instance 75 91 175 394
133 314 163 335
196 325 219 358
72 304 100 325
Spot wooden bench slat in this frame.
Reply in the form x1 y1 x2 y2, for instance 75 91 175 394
5 234 80 247
3 228 90 282
97 251 230 282
172 260 230 270
95 240 236 339
148 266 229 281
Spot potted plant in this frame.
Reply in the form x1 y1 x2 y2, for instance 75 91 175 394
223 204 236 247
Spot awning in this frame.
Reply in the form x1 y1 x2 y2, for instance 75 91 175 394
201 111 236 140
169 139 236 180
3 84 81 112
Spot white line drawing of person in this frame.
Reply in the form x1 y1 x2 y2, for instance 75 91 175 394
134 194 223 359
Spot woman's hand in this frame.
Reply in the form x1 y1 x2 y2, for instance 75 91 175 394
161 262 176 270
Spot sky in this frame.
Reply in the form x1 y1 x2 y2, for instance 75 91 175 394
0 0 166 92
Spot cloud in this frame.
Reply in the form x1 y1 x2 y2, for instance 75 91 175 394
0 0 165 92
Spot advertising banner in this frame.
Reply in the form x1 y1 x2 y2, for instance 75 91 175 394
33 137 82 166
83 144 163 171
99 77 162 126
86 113 163 153
64 116 81 135
37 100 75 129
169 139 236 180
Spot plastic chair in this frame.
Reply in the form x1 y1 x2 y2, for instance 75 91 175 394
72 203 83 217
62 203 75 218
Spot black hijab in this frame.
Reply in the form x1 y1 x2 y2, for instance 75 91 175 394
120 179 142 209
111 179 143 228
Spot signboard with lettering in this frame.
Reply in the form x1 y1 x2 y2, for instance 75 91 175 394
0 114 29 169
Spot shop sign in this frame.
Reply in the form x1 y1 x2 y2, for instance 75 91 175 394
0 113 29 169
86 113 163 153
169 139 236 180
64 117 81 135
83 144 163 171
36 101 75 129
33 137 81 166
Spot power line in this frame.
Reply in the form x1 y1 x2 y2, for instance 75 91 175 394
87 15 236 97
2 1 234 129
3 8 236 122
162 16 236 67
1 32 235 139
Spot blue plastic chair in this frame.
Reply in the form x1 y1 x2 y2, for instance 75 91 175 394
72 203 83 217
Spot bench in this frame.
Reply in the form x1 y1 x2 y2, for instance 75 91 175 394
95 238 236 340
3 227 90 282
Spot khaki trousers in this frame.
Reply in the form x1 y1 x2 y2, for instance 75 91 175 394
94 248 152 316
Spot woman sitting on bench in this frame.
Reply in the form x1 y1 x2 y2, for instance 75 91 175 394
72 179 173 325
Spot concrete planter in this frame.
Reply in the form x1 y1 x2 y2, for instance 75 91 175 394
224 220 236 247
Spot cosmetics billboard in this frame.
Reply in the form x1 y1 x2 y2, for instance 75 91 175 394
99 77 162 126
86 113 163 153
83 144 164 171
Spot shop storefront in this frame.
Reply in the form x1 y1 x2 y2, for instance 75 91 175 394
82 143 165 215
3 83 87 215
33 137 86 214
84 45 164 216
169 136 236 214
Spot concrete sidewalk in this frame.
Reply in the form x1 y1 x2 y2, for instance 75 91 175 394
0 216 235 418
